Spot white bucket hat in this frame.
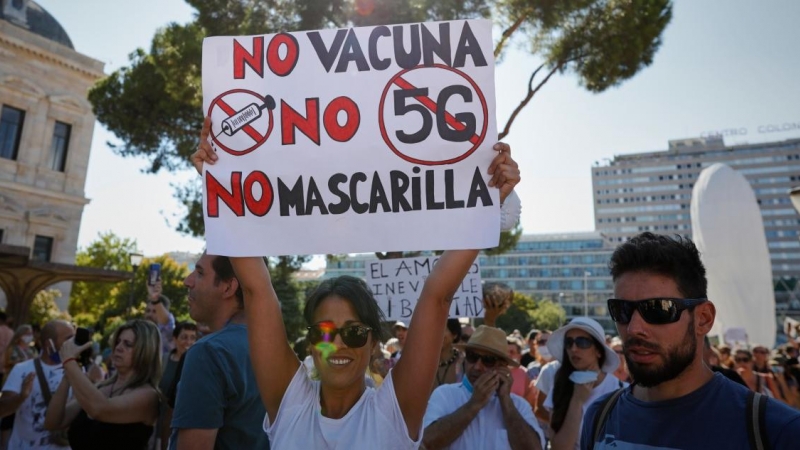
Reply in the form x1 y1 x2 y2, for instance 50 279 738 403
547 317 619 374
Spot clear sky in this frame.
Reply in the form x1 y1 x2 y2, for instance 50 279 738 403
35 0 800 262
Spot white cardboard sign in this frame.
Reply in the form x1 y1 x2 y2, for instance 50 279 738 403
366 255 483 320
201 20 499 256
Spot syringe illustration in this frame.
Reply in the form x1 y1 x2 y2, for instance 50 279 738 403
216 94 277 137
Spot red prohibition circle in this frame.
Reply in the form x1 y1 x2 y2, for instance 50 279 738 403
378 64 488 166
207 89 274 156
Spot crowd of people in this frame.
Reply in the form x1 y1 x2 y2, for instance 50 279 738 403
0 118 797 449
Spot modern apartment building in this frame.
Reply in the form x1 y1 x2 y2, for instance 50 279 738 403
592 136 800 312
323 232 617 330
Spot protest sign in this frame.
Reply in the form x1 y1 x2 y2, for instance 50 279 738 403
366 255 483 320
201 20 499 256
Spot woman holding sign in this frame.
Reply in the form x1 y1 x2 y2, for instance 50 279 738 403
192 117 520 449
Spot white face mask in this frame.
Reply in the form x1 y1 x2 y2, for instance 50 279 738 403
538 346 552 360
22 335 34 345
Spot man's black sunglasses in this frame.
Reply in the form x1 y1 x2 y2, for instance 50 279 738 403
607 298 708 325
307 322 372 348
465 350 504 368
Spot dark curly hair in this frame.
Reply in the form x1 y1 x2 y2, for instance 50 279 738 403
609 232 707 299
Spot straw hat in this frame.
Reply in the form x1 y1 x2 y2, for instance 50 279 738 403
547 317 619 374
455 325 519 367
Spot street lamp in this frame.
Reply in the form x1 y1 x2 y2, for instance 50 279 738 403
583 271 590 317
558 292 565 309
127 252 144 317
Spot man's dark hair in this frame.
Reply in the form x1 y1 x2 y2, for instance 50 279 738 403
172 321 197 339
609 232 707 298
211 256 244 308
446 318 462 343
304 276 387 343
0 312 7 323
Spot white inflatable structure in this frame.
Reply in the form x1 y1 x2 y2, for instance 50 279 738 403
691 163 775 348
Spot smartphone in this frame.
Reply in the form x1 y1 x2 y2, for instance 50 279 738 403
148 263 161 286
75 327 93 366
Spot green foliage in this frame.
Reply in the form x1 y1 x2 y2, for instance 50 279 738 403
492 291 566 334
29 289 70 326
69 232 190 336
269 256 311 342
528 298 567 331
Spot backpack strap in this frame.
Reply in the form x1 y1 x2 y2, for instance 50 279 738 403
746 391 770 450
591 387 625 445
33 358 53 404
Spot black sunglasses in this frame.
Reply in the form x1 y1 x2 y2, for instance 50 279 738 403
465 350 502 368
307 322 372 348
607 298 708 325
564 336 595 349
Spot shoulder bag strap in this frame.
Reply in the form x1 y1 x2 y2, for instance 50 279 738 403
746 391 771 450
33 358 53 404
591 387 626 446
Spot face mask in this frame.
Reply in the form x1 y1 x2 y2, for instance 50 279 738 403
462 374 474 393
538 346 552 359
22 335 33 345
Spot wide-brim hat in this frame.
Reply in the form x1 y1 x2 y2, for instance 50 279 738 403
455 325 520 367
547 317 619 374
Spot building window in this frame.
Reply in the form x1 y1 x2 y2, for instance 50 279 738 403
0 105 25 161
50 121 71 172
0 229 3 243
32 235 54 262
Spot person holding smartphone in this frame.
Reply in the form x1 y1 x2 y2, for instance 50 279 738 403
44 320 161 450
144 279 176 354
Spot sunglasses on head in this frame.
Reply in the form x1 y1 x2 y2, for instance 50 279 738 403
307 321 372 348
465 350 502 368
607 298 708 325
564 336 595 350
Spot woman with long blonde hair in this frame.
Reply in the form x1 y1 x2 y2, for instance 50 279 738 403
44 320 162 450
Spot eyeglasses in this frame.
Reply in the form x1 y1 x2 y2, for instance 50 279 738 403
607 298 708 325
735 357 752 363
536 339 548 345
307 321 372 348
465 350 502 368
564 336 595 350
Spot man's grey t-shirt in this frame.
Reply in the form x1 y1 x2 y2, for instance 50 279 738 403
170 322 269 450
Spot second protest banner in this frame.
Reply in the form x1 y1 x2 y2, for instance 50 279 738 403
201 20 499 256
366 255 483 320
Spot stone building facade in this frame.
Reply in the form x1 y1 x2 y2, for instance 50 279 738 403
0 0 104 309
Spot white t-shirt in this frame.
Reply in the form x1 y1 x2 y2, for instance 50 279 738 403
2 358 68 449
534 360 560 395
264 366 420 449
544 372 624 450
423 381 545 450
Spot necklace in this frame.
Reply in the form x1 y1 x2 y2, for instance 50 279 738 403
439 348 459 367
436 348 460 386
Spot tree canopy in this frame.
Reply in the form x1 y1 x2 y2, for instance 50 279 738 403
490 291 566 334
89 0 671 239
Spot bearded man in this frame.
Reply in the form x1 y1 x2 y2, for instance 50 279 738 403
581 232 799 449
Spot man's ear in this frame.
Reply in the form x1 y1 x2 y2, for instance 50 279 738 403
695 301 716 335
223 277 240 300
